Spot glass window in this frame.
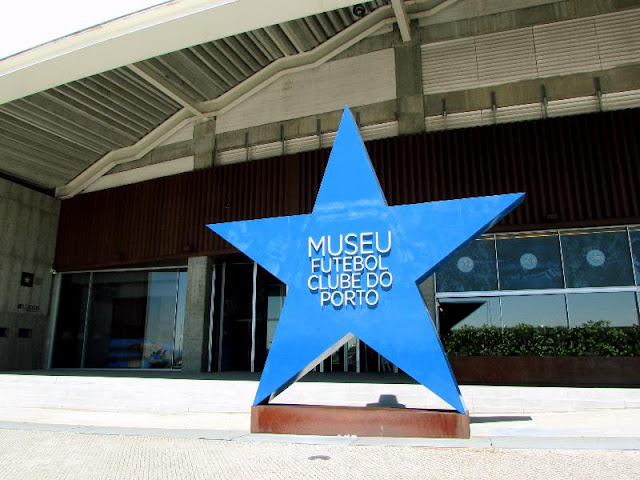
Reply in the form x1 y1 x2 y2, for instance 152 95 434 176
51 273 91 368
437 297 501 335
266 284 286 353
500 294 567 328
220 263 254 371
567 292 639 327
330 345 346 372
560 230 634 288
496 234 564 290
85 271 149 368
143 272 180 368
346 337 358 372
630 229 640 286
173 271 187 368
78 269 185 369
436 238 497 293
359 341 379 373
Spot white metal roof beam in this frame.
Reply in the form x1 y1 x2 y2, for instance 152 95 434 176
391 0 412 42
127 64 204 117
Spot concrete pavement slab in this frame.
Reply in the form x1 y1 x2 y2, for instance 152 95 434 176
0 428 639 479
0 372 639 451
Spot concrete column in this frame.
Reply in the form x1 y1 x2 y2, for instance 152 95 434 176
182 256 213 373
193 118 216 169
394 37 425 135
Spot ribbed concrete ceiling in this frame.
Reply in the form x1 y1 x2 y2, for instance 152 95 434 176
138 4 389 101
0 0 388 192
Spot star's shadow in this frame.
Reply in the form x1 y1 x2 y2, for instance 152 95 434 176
365 394 406 409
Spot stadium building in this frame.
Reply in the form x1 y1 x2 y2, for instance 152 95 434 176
0 0 638 379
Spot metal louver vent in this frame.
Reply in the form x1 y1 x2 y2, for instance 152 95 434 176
546 96 600 118
360 121 399 141
285 136 320 155
475 29 537 86
603 90 640 110
421 9 640 95
494 103 544 124
217 149 247 165
421 38 477 94
596 9 640 70
533 17 600 77
217 121 398 165
425 89 640 132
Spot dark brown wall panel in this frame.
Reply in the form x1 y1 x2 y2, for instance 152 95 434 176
55 109 640 271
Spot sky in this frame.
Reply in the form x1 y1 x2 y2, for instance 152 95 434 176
0 0 170 60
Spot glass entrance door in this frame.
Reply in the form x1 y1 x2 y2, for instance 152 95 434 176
51 268 187 369
50 273 90 368
218 262 253 371
215 261 391 374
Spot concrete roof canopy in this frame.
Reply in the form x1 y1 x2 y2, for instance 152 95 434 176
4 0 637 197
0 0 393 193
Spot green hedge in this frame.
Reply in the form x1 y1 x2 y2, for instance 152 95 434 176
442 322 640 357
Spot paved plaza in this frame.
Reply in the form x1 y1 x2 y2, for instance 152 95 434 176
0 372 638 479
0 427 639 480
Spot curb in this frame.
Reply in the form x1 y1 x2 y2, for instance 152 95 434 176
1 421 638 451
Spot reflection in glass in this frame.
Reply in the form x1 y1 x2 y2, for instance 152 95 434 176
359 341 378 373
437 297 501 335
51 273 91 368
497 235 563 290
70 269 185 369
266 284 286 353
501 294 567 327
567 292 639 327
436 238 497 292
143 272 178 368
561 231 634 288
346 337 358 372
173 271 187 368
85 271 148 368
220 263 253 371
331 346 345 372
378 354 394 373
630 229 640 286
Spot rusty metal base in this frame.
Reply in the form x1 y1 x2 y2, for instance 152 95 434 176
251 404 470 438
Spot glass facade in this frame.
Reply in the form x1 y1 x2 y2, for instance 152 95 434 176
52 269 187 369
52 226 639 373
51 273 90 368
437 297 501 336
500 294 567 328
219 263 254 372
266 284 285 354
566 292 639 327
561 230 634 288
629 229 640 285
496 234 563 290
215 262 368 373
436 227 640 332
435 238 497 292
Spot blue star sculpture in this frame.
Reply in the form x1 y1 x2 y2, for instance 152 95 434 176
208 107 523 414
